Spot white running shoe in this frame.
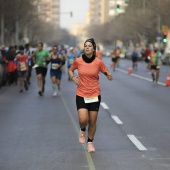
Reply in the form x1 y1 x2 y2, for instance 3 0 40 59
32 64 39 68
87 142 95 152
79 131 86 144
53 91 57 96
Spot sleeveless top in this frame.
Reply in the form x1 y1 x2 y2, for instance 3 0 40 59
50 54 62 71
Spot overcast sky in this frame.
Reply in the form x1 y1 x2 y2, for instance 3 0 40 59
60 0 89 31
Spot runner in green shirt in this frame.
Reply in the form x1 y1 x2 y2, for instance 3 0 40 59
150 46 162 84
31 42 50 96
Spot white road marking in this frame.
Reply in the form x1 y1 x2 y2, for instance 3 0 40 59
117 68 128 74
111 115 123 124
100 102 109 109
117 68 167 86
61 95 96 170
127 134 147 151
131 73 152 82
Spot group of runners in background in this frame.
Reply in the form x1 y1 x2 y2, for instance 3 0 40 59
110 44 162 84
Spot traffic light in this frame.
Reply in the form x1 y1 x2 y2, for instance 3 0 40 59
70 12 73 17
116 4 120 12
162 31 167 43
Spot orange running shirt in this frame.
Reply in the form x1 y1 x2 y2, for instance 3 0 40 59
71 57 107 98
96 50 102 59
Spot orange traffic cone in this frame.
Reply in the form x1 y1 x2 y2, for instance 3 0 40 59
166 74 170 86
128 66 133 74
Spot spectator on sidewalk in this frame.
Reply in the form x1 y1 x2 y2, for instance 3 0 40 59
5 46 17 85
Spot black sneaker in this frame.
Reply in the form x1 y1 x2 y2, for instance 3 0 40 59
24 81 28 91
42 86 45 93
38 91 43 96
20 89 23 93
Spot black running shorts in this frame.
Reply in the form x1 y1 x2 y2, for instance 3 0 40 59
150 65 160 70
76 95 101 111
35 67 47 77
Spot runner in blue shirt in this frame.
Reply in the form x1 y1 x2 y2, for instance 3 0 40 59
67 47 75 81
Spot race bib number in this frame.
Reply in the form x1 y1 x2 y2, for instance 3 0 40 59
52 63 59 69
69 59 74 64
20 62 26 71
84 97 98 103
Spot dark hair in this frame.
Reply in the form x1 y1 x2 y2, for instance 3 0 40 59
14 45 18 50
8 46 14 52
25 43 30 48
19 45 24 51
84 38 96 56
53 45 58 49
84 38 96 50
38 42 43 47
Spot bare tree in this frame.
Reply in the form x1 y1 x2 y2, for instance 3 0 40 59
0 0 72 46
87 0 170 46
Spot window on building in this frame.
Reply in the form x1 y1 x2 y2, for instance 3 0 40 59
53 11 58 15
53 5 59 8
53 18 59 22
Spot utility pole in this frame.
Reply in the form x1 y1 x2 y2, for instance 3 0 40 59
0 0 5 45
143 0 146 14
157 0 161 48
157 0 161 33
1 13 4 45
15 17 19 45
157 15 161 33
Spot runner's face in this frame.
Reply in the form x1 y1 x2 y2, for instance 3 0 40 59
84 42 94 55
37 44 43 51
20 50 24 54
53 47 58 53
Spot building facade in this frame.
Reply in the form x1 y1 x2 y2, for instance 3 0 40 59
88 0 128 25
38 0 60 29
89 0 101 24
127 0 145 8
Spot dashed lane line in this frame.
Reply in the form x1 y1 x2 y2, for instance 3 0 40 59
111 115 123 125
101 102 147 151
100 102 109 109
100 102 123 125
117 68 167 87
127 135 147 151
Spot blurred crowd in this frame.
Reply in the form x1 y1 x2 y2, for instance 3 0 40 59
0 44 83 89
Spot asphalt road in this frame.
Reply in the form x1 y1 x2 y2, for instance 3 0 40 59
0 58 170 170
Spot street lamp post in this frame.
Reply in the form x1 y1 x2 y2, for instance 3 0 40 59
143 0 146 14
157 0 161 33
1 14 4 45
0 0 5 45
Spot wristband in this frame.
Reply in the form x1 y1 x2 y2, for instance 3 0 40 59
103 72 108 76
